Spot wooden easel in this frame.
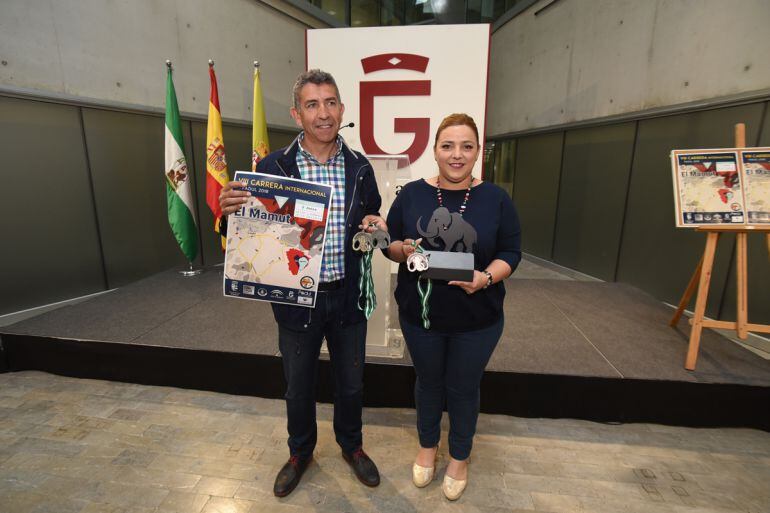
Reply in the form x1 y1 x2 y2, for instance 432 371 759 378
669 123 770 370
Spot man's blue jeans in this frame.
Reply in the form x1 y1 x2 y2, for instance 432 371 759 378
278 287 366 460
400 317 503 461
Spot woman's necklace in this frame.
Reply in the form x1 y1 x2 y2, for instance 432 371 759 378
436 175 473 216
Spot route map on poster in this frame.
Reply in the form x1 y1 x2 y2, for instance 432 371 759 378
670 150 745 227
223 171 333 308
741 150 770 225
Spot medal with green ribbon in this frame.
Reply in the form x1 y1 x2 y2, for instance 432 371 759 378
406 244 432 329
353 224 390 319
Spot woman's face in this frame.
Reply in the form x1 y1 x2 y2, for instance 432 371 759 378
434 124 479 185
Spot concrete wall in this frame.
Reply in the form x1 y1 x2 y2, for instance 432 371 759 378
0 0 323 129
488 0 770 136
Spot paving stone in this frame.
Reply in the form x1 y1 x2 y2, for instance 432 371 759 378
194 476 243 497
541 491 697 513
72 480 169 509
7 437 85 458
0 489 48 513
34 474 96 499
110 448 157 467
156 490 211 513
132 388 173 403
200 496 255 513
29 496 89 513
107 408 147 421
78 501 154 513
112 466 201 490
147 453 198 473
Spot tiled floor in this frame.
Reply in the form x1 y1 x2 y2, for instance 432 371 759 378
0 371 768 513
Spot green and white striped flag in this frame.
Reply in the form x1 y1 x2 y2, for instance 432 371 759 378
164 64 198 262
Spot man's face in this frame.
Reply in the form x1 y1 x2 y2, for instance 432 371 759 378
290 83 344 147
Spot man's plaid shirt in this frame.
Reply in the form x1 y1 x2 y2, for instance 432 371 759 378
296 133 346 283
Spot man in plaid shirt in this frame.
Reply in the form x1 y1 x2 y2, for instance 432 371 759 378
220 70 386 497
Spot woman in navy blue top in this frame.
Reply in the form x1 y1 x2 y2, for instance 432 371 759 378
386 114 521 500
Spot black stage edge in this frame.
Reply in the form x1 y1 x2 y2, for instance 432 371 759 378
4 334 769 431
0 336 8 373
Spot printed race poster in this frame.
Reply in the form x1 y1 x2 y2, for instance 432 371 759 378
223 172 333 308
740 149 770 225
670 150 745 227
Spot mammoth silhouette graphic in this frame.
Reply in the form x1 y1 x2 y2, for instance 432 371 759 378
416 207 477 253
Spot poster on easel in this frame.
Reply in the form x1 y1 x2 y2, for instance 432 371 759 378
670 149 745 227
740 149 770 225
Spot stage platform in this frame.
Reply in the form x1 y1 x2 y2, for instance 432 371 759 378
1 259 768 430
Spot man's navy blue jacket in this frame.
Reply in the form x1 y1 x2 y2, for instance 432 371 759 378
255 135 382 330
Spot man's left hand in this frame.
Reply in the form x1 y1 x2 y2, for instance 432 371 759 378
448 270 487 295
359 215 387 233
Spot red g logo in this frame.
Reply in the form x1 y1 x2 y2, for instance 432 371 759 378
359 54 431 168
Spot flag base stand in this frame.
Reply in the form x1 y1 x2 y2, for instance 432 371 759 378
179 263 203 277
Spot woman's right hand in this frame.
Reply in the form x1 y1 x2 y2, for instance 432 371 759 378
219 181 251 216
401 238 423 259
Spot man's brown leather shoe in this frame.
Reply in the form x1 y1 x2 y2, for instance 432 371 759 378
273 455 312 497
342 448 380 487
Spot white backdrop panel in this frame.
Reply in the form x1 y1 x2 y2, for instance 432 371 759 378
307 25 490 180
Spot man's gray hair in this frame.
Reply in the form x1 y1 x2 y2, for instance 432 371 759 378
292 69 341 110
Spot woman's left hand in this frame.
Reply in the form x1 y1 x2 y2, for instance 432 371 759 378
448 270 487 295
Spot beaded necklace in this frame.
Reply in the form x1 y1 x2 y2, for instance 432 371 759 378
436 175 474 216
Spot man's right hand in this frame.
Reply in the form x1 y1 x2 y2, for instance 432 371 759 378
219 181 251 216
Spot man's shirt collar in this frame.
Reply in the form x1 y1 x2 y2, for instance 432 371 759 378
297 131 343 165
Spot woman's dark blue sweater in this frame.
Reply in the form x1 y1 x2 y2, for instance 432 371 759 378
387 179 521 332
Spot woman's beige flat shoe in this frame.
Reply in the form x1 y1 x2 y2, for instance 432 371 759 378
412 461 435 487
442 473 467 500
412 445 439 488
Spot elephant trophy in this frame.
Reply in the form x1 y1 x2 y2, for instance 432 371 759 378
416 207 477 253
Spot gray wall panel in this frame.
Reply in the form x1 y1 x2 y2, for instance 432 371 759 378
553 123 636 281
719 235 770 325
720 102 770 324
0 97 105 314
82 109 199 288
616 104 764 318
512 132 563 259
269 131 301 153
495 139 516 198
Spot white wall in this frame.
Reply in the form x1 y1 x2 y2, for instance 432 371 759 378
488 0 770 136
0 0 321 129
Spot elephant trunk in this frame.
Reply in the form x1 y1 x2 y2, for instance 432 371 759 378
416 216 437 239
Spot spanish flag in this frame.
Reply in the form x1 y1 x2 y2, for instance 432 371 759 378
206 61 229 250
251 61 270 170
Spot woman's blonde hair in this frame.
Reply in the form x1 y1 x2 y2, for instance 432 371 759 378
434 113 479 148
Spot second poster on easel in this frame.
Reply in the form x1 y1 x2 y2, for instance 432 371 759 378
671 148 770 227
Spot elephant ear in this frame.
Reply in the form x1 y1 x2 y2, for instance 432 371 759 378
416 213 439 249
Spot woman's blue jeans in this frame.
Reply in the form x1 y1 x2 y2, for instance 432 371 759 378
400 317 503 460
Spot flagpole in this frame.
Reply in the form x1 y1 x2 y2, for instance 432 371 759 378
180 261 202 277
251 60 269 172
179 59 202 278
252 61 259 171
